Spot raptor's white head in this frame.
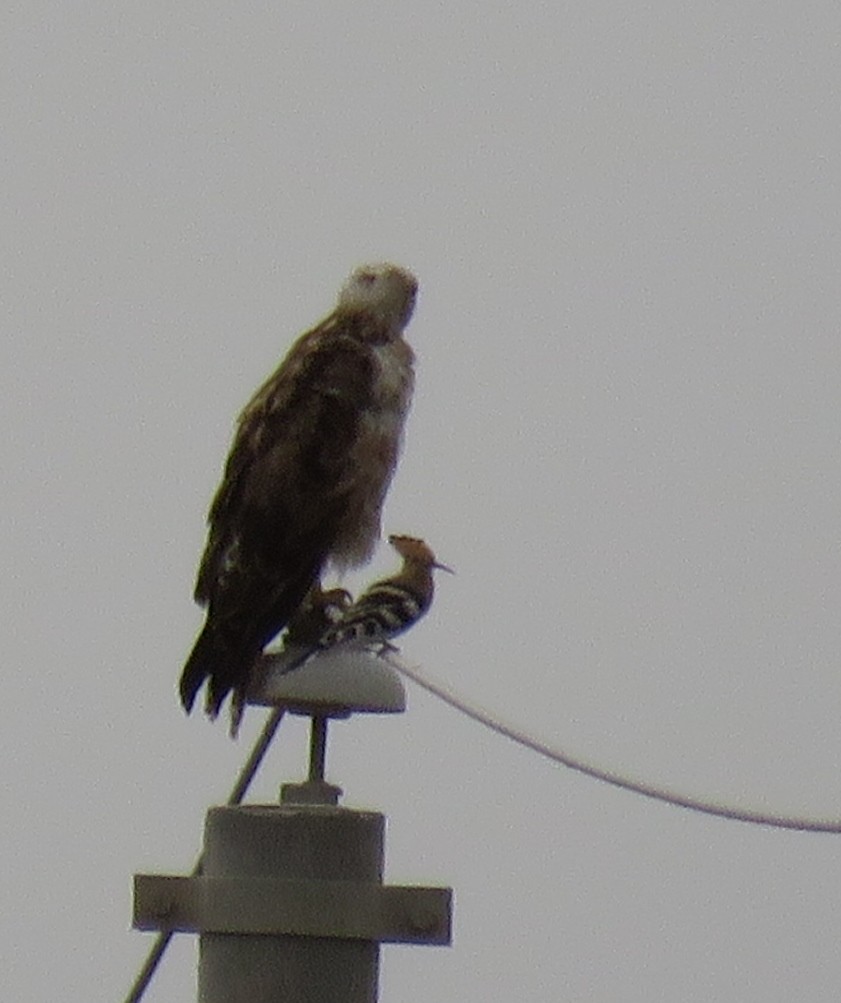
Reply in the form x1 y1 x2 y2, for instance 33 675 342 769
337 262 418 333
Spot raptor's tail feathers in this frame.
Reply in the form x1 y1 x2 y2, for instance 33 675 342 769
179 625 217 714
179 567 325 721
179 625 252 718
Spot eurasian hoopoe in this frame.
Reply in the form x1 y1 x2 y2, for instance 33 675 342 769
320 534 452 650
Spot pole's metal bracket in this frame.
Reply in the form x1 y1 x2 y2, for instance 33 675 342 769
133 874 452 946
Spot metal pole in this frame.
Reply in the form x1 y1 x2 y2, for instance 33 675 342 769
308 716 328 782
130 655 451 1002
198 804 384 1003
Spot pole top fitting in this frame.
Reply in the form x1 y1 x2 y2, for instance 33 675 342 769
280 780 343 806
247 647 407 719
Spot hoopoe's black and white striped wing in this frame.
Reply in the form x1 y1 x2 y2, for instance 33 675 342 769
321 580 431 648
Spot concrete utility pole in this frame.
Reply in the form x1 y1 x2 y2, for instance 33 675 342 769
134 649 452 1002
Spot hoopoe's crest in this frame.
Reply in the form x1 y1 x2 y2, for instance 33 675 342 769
321 534 452 650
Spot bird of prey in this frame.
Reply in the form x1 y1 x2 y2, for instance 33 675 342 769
179 263 418 719
320 534 452 650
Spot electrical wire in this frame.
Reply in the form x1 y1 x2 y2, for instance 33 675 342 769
122 708 286 1003
389 657 841 834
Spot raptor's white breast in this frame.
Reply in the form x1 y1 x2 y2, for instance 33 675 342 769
372 340 413 409
329 339 414 571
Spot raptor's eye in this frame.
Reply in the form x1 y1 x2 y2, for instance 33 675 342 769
358 271 377 286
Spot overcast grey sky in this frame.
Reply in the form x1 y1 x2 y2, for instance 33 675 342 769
4 1 841 1000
